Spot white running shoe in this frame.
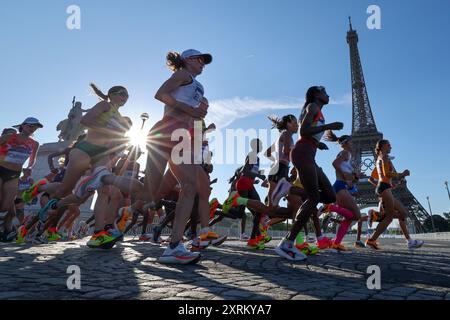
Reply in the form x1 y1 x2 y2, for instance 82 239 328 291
159 242 201 264
240 233 250 241
275 239 307 261
407 239 424 249
271 178 292 206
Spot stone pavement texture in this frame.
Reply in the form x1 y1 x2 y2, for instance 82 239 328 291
1 238 449 300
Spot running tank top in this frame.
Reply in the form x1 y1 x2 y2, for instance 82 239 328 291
377 159 397 183
276 130 294 165
0 133 35 166
340 152 353 175
165 75 204 119
97 105 123 131
299 107 325 143
310 110 326 143
171 75 204 108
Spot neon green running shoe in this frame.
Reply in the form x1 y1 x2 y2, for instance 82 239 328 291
87 231 116 249
16 226 28 244
222 191 240 214
22 179 47 204
46 231 62 242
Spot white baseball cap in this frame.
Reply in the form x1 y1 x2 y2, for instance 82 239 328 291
181 49 212 64
13 117 44 129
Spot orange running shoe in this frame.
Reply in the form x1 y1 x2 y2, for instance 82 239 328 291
209 198 220 219
365 238 381 250
330 242 349 251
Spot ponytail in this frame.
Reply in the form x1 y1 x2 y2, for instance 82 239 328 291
324 130 351 145
268 114 296 132
90 83 128 102
90 83 109 101
166 51 185 72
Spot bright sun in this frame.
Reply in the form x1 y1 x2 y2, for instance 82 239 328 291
126 126 147 151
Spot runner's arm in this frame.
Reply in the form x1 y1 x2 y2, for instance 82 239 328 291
26 141 40 169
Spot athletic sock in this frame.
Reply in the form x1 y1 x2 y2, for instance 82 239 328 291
329 204 354 219
335 219 352 244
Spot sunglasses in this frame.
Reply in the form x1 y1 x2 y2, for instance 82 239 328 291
113 91 129 97
189 56 205 64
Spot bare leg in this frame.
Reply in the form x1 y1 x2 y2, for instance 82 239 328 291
370 189 395 241
168 162 198 245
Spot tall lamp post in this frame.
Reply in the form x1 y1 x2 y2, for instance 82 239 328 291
426 196 436 233
140 113 149 130
445 181 450 201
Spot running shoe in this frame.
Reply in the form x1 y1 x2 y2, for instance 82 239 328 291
365 238 381 250
259 225 272 243
189 237 209 252
139 234 152 241
159 242 201 265
105 227 123 242
407 239 424 249
21 179 48 204
316 236 332 250
16 226 28 244
354 240 366 248
275 239 307 261
46 228 62 242
199 230 227 247
209 198 220 219
115 207 131 233
75 167 110 198
247 236 265 250
330 242 349 252
222 191 240 214
271 178 292 206
240 233 250 241
295 242 318 255
318 203 332 217
152 225 163 243
87 231 116 249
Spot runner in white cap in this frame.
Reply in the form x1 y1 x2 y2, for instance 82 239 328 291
144 48 219 264
0 118 41 241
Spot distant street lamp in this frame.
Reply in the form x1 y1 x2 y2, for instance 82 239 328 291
445 181 450 201
426 196 436 233
140 113 149 130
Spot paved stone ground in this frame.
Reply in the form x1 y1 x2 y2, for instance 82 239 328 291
1 238 450 300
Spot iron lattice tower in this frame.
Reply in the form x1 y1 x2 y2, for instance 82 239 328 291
346 18 431 233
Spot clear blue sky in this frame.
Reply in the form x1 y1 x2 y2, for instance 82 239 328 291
1 0 449 216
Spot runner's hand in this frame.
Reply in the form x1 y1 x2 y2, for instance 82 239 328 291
326 122 344 130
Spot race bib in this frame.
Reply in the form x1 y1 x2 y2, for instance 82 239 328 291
5 150 30 165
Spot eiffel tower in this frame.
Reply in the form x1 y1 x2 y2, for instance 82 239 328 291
346 18 431 233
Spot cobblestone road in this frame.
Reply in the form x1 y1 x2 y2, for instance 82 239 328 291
1 238 449 300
